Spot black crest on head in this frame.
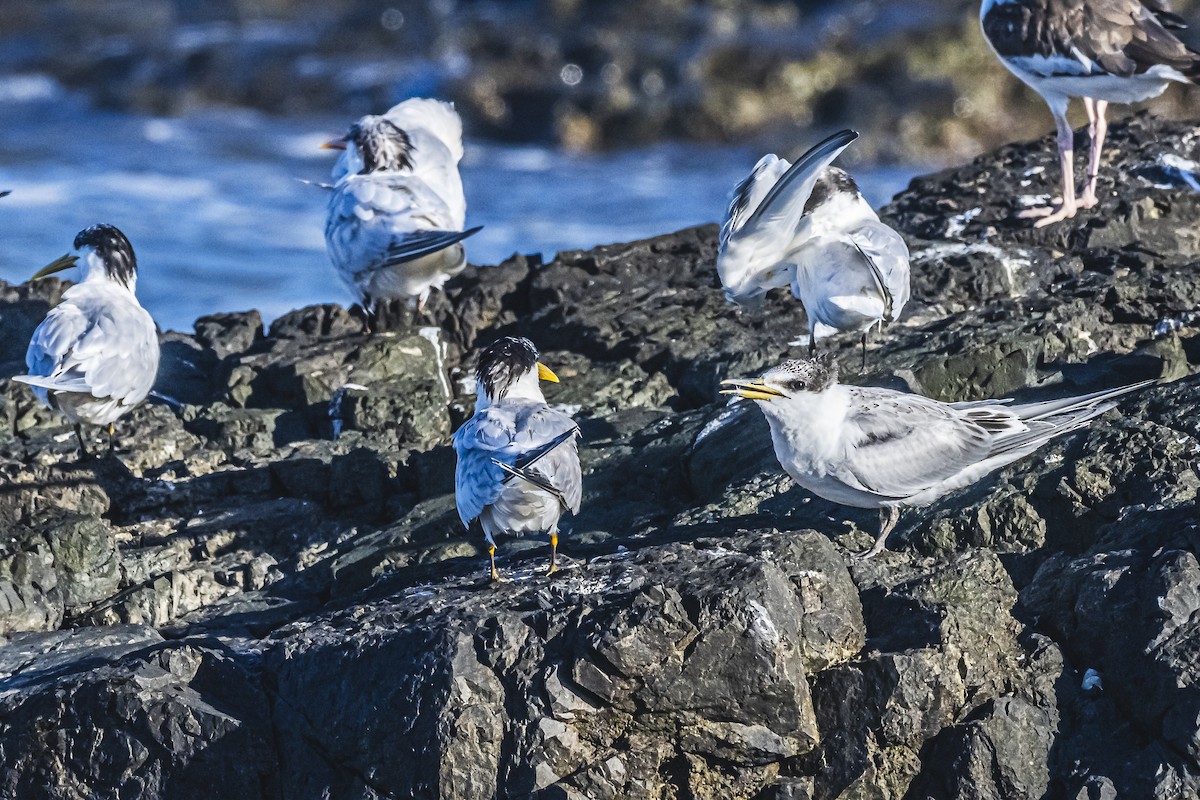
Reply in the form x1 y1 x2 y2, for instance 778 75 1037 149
477 336 540 400
75 224 137 285
803 167 860 215
350 117 414 173
775 354 839 394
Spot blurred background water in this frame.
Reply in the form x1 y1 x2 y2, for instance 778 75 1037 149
2 0 1196 330
0 78 915 330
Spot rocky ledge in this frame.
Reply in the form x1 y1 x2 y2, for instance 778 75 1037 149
2 113 1200 798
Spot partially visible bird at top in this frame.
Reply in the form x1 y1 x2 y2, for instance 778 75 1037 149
13 224 160 458
453 336 582 582
722 355 1152 559
717 130 911 369
981 0 1200 226
323 99 481 330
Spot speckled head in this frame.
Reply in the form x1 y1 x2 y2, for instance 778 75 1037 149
349 116 414 173
75 224 137 287
765 354 840 395
803 167 861 215
477 336 541 401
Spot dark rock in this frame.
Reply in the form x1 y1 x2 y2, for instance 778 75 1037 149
2 116 1200 798
193 310 264 359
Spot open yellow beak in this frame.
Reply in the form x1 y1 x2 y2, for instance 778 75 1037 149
320 137 348 151
31 253 79 281
537 362 559 383
720 378 785 402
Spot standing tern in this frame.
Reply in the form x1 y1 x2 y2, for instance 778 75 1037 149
13 225 160 457
981 0 1200 226
454 337 582 581
722 356 1151 558
718 130 910 367
324 103 480 329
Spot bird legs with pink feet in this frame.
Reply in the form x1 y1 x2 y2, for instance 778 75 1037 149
1020 95 1079 227
1078 97 1109 210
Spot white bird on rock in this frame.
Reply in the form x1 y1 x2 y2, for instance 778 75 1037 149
324 102 480 329
454 336 582 581
981 0 1200 226
717 130 910 368
722 355 1151 558
13 224 160 457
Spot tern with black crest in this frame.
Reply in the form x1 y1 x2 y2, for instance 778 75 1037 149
14 224 160 457
717 130 910 367
454 337 582 581
981 0 1200 226
723 356 1151 558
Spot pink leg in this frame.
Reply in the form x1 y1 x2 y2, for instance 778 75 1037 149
1021 102 1078 227
1078 98 1108 209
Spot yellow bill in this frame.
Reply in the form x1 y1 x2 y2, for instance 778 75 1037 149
719 378 785 402
31 253 79 281
537 362 560 383
321 137 348 151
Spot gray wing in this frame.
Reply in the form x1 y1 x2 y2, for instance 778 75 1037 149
505 406 582 514
836 388 1002 499
324 174 459 277
453 408 514 526
720 154 791 248
378 226 482 269
848 221 910 320
17 294 158 403
453 404 582 525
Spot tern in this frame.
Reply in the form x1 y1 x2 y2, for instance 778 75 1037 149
14 225 160 457
324 102 481 329
454 337 582 581
723 356 1151 558
718 130 910 367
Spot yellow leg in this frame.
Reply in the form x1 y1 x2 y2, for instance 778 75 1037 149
546 530 559 576
489 544 507 583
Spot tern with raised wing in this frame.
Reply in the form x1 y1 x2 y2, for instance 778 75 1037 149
324 101 480 328
718 130 910 367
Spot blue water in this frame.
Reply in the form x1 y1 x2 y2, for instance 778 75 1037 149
0 75 918 332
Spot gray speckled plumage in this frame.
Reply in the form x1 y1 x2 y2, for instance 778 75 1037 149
453 337 582 576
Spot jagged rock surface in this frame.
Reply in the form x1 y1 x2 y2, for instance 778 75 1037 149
2 115 1200 798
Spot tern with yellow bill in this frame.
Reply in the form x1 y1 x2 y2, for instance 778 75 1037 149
723 355 1151 558
13 224 160 458
453 336 582 581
